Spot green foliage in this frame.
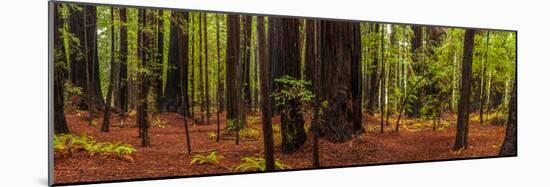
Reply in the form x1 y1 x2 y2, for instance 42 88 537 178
226 119 244 131
239 128 260 139
271 75 314 109
190 151 225 165
64 82 83 96
207 130 218 140
234 156 291 172
152 117 168 128
53 134 136 161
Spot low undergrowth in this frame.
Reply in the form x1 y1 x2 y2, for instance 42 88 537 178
53 133 136 162
234 156 291 172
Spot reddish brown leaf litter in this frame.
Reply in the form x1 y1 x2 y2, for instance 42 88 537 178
54 111 506 184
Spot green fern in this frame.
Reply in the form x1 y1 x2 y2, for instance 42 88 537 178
53 134 136 161
234 156 291 172
190 151 225 165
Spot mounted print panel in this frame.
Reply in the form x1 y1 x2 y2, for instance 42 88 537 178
49 1 517 186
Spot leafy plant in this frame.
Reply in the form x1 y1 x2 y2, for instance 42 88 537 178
271 76 314 116
207 131 218 140
53 134 136 162
190 151 225 165
239 128 260 139
152 117 168 128
226 119 244 131
234 156 291 172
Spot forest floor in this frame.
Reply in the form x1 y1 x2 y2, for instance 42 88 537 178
54 110 506 184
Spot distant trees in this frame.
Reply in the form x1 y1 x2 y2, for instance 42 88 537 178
454 29 476 151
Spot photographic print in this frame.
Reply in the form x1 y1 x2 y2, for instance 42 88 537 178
50 1 517 185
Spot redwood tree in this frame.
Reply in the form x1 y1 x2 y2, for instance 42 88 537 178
269 17 306 153
454 29 476 151
226 14 245 144
257 16 275 171
53 3 70 134
115 8 128 112
318 20 364 142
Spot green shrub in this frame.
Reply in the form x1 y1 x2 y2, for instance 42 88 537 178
234 156 291 172
190 151 225 165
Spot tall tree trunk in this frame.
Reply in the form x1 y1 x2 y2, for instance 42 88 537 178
380 25 386 133
204 13 210 124
216 14 223 142
164 11 190 115
116 8 128 112
198 13 205 124
311 20 321 167
153 10 164 112
68 5 86 97
226 14 244 144
178 12 192 153
190 14 196 120
499 74 517 156
242 16 253 110
257 16 275 171
101 7 116 132
269 17 306 153
408 25 423 117
304 20 316 90
84 6 103 106
454 29 476 151
366 24 380 115
480 31 490 125
318 20 364 143
53 3 70 134
68 5 103 110
137 9 151 147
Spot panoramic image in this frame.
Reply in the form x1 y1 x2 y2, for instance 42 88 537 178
51 2 517 185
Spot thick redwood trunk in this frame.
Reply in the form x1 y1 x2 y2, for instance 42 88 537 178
164 11 190 115
454 29 476 150
408 25 423 117
318 20 364 143
53 3 70 134
304 20 316 90
115 8 128 112
269 17 306 153
226 14 245 144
